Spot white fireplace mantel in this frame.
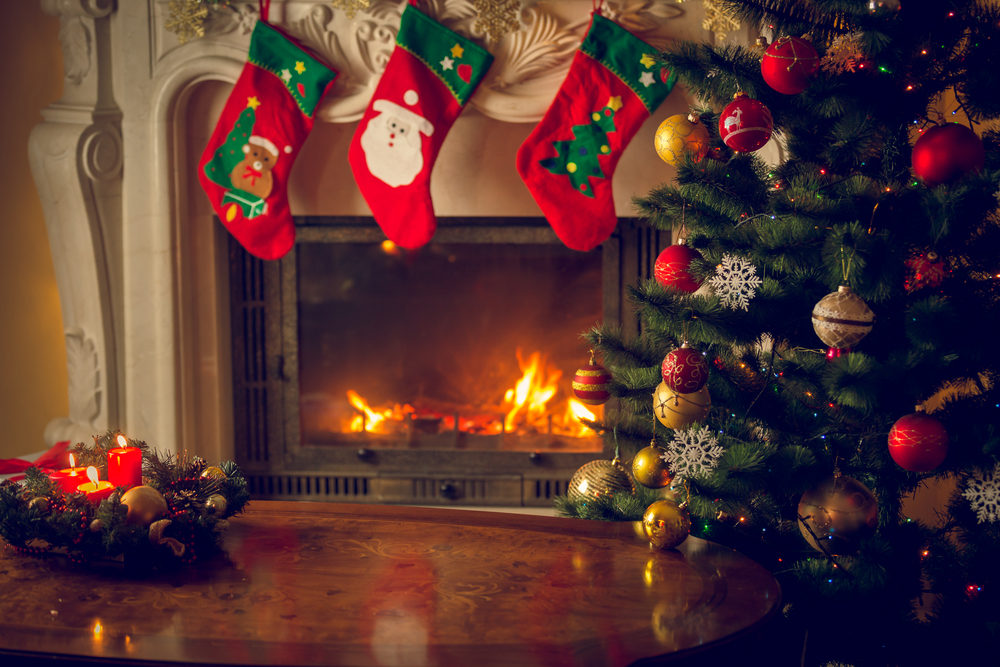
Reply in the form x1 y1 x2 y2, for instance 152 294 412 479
30 0 730 460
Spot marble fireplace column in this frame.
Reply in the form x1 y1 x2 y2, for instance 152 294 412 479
29 0 121 447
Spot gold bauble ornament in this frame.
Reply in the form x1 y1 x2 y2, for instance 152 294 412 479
28 497 50 513
631 444 674 488
567 458 634 502
642 499 691 550
811 285 875 349
797 474 878 554
653 382 711 430
121 485 169 526
89 519 104 533
206 494 228 515
200 466 227 480
654 113 711 166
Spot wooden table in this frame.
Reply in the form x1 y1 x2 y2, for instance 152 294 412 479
0 501 779 666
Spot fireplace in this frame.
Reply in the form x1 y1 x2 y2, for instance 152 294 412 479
29 0 715 503
232 216 664 505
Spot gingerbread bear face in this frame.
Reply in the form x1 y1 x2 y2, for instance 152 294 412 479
230 137 278 200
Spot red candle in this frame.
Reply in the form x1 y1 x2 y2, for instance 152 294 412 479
78 466 114 504
107 435 142 489
54 453 89 494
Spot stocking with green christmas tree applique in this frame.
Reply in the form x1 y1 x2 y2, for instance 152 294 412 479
348 3 493 249
199 19 337 260
516 13 676 251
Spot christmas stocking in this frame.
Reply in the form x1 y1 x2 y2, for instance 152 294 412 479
349 4 493 249
516 14 676 251
199 19 338 260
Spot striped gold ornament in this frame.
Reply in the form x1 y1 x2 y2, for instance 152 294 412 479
811 285 874 349
567 458 634 502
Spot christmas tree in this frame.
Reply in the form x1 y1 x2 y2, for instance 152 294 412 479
539 96 620 197
561 1 1000 663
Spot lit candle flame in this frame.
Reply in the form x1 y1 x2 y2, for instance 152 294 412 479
86 466 99 485
116 434 128 448
69 453 76 467
93 620 103 637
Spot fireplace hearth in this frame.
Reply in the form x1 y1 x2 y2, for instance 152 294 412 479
231 217 663 505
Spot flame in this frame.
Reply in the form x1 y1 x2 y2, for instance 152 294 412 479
340 349 600 439
86 466 99 485
116 434 128 448
347 390 388 432
69 453 76 468
503 350 562 433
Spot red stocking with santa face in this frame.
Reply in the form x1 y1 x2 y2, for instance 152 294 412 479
516 14 676 251
349 4 493 249
199 19 337 260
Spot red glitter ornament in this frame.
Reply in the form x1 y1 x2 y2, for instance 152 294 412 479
888 408 949 472
904 250 946 292
761 36 819 95
661 343 709 393
718 93 773 153
911 123 985 187
572 350 612 405
653 241 701 292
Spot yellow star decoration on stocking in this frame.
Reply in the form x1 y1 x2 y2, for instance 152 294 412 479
640 53 657 69
247 96 261 110
607 96 623 112
472 0 521 43
165 0 210 45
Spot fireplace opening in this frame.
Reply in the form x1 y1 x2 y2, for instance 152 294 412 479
298 236 603 451
231 217 655 505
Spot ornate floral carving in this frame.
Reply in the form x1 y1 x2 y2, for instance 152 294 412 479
203 1 258 37
59 17 91 86
486 6 578 90
65 329 101 425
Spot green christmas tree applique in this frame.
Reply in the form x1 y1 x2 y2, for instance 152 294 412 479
203 98 258 189
539 96 621 198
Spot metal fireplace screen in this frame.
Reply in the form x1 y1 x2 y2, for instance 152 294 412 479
231 217 654 506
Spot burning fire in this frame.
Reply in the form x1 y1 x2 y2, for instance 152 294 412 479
344 349 598 438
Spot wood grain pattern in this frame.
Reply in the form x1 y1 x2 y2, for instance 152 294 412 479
0 501 779 665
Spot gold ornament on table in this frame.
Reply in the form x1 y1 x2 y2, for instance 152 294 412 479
811 285 875 349
653 382 711 430
28 497 50 513
567 457 634 503
642 499 691 550
165 0 210 45
797 474 878 554
331 0 371 19
201 466 227 480
631 440 674 489
121 485 169 526
206 494 228 515
472 0 521 43
149 519 186 558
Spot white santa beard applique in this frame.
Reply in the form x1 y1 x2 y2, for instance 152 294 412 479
359 97 434 188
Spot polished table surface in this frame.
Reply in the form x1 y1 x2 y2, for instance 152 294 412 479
0 501 779 666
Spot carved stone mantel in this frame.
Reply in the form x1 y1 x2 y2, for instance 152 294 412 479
30 0 710 459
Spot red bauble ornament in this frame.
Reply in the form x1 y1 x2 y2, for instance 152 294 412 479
661 343 709 393
911 123 985 187
718 93 773 152
653 242 701 293
761 36 819 95
904 250 946 292
572 350 612 405
888 409 948 472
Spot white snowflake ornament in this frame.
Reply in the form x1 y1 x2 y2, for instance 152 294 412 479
661 426 724 479
963 463 1000 523
708 253 762 311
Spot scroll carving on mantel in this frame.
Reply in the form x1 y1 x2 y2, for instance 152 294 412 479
43 329 102 448
160 0 683 122
33 0 121 448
